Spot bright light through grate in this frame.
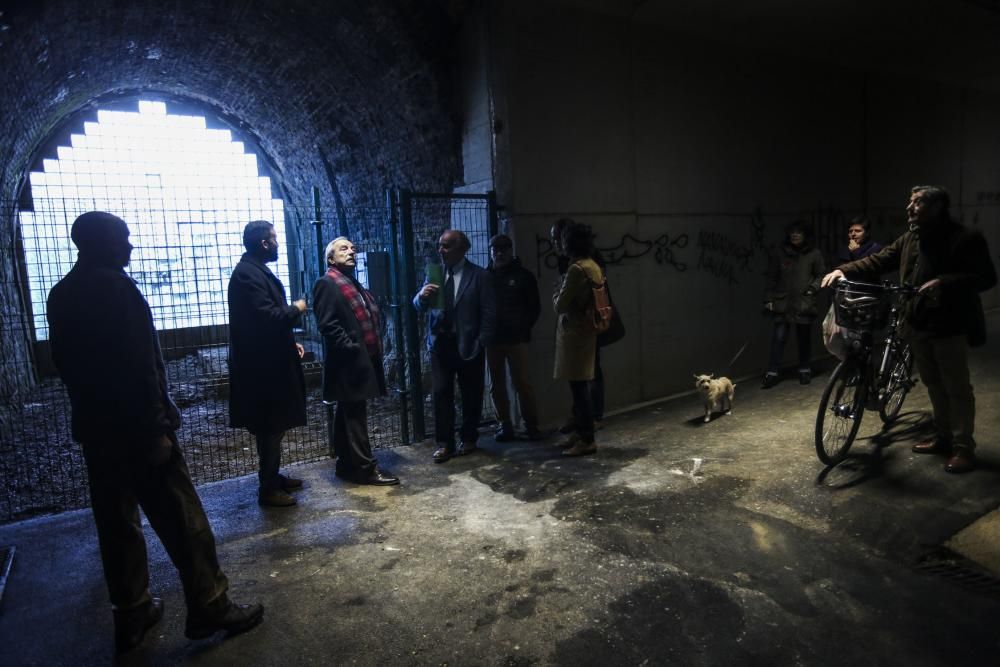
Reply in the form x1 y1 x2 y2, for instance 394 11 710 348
20 99 290 340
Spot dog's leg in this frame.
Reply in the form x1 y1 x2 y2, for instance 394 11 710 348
725 395 732 415
704 402 711 423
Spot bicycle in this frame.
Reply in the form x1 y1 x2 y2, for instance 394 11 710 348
814 278 920 466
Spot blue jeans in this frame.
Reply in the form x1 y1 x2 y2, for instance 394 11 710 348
768 322 812 373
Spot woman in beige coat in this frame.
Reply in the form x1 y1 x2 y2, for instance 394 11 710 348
553 220 603 456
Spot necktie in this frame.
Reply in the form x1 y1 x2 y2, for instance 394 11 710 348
444 268 455 312
443 268 455 332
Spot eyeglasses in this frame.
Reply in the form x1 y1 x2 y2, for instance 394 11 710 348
490 244 512 250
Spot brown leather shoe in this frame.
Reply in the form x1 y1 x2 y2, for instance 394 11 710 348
945 449 976 474
258 489 297 507
279 473 303 491
562 441 597 457
912 436 952 455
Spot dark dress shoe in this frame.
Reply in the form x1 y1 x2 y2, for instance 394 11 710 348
522 426 545 441
432 447 453 463
185 595 264 640
357 468 400 486
456 442 479 456
495 425 516 442
945 449 976 474
761 374 780 389
279 473 303 491
258 488 297 507
114 597 164 653
558 418 576 435
912 436 952 455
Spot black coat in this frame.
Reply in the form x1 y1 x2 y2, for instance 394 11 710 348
413 260 497 361
312 273 386 402
47 259 181 453
488 258 540 344
227 253 306 434
763 242 825 324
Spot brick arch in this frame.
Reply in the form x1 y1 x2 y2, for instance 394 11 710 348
0 0 461 400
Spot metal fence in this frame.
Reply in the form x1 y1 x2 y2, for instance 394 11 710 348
0 189 498 523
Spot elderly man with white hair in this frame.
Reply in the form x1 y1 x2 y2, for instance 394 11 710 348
313 236 399 485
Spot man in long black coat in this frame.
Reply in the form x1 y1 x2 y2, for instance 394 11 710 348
227 220 307 506
312 236 399 485
48 211 263 653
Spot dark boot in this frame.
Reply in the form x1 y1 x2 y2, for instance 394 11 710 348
113 597 164 653
185 594 264 640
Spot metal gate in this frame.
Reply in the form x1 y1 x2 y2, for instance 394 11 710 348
0 189 497 522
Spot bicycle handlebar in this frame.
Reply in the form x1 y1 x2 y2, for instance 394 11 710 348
830 277 919 295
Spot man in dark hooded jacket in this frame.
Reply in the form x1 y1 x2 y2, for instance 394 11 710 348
47 211 263 653
486 233 543 441
823 186 997 473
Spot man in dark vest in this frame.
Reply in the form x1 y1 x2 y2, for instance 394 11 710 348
313 236 399 485
823 186 997 473
47 211 263 653
228 219 307 507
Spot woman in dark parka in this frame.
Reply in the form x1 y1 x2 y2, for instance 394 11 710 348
762 221 826 388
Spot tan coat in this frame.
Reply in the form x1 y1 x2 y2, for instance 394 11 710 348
553 258 603 381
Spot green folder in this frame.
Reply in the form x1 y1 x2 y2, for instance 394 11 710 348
427 263 446 310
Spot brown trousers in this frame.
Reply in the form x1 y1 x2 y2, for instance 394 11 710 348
910 335 976 450
486 343 540 430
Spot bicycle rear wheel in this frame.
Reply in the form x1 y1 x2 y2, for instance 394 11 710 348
815 358 866 466
879 346 915 423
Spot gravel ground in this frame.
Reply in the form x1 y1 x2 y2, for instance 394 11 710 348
0 353 407 523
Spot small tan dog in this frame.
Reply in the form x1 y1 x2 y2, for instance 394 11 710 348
694 374 735 423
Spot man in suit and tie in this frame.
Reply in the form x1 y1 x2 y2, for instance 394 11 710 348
413 229 497 463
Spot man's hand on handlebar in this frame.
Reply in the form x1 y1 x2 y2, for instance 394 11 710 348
821 269 845 288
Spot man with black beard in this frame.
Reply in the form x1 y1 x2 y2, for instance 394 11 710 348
47 212 263 653
823 186 996 473
228 219 307 506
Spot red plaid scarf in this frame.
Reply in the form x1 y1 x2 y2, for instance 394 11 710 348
325 266 382 356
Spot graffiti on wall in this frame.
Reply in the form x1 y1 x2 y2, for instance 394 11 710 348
536 232 690 275
694 208 768 286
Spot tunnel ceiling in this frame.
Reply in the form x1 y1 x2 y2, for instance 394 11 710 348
0 0 463 211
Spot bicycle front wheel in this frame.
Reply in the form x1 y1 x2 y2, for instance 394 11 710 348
879 346 915 423
815 358 867 466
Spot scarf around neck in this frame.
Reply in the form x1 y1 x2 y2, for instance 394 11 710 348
326 266 382 356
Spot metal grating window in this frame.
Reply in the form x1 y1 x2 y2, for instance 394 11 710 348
20 100 291 340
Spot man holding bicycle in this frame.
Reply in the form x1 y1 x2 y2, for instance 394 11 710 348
822 185 997 473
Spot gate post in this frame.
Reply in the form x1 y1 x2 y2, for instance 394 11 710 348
386 189 410 446
399 189 426 440
312 186 335 452
487 190 499 238
312 187 325 276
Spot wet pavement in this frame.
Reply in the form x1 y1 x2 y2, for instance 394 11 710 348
2 318 999 666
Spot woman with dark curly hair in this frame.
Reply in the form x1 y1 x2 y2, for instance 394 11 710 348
552 220 603 456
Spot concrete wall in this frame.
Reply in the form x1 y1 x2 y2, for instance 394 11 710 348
485 1 1000 424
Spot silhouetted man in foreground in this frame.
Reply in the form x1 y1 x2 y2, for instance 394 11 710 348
47 211 263 654
823 186 997 473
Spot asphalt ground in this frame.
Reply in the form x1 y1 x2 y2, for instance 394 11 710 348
1 315 998 666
